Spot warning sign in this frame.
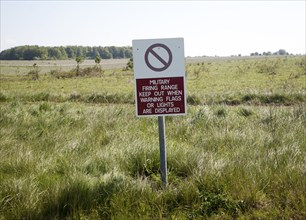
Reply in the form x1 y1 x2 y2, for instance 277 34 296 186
133 38 186 117
136 77 185 116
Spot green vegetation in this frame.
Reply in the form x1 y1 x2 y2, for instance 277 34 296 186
0 45 133 60
250 49 292 56
0 56 305 219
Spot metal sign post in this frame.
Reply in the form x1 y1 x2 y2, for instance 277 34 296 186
158 116 167 186
132 38 186 187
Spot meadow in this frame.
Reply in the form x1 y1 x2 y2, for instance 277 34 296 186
0 56 305 219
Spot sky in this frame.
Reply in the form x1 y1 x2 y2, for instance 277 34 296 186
0 0 305 57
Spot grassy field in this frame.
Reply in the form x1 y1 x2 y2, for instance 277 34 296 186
0 56 305 219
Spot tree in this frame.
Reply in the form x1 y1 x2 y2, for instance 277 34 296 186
59 47 68 59
48 47 62 60
94 55 102 72
65 46 76 58
277 49 287 55
125 58 133 70
23 46 46 60
124 49 132 58
75 56 84 76
76 47 84 58
0 45 133 60
100 48 112 59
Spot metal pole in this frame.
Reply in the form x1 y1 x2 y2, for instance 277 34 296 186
158 116 168 187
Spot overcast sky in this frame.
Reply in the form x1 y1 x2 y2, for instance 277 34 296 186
1 0 305 56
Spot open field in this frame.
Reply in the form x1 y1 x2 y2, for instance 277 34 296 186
1 56 305 106
0 56 305 219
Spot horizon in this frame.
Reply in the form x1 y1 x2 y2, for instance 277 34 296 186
1 45 303 58
1 1 305 56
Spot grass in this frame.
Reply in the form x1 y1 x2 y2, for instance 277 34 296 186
1 56 305 106
0 55 305 219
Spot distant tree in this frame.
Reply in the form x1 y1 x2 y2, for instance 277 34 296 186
65 46 75 58
76 47 84 58
124 49 132 58
23 46 47 60
278 49 287 55
48 47 63 60
125 58 133 70
75 56 84 76
93 47 99 57
109 46 119 58
59 47 68 59
100 48 112 59
263 51 272 56
94 55 102 72
0 45 133 60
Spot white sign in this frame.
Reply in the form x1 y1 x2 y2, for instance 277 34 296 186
133 38 185 79
132 38 186 117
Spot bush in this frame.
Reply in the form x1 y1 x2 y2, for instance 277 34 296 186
124 58 133 71
27 70 39 80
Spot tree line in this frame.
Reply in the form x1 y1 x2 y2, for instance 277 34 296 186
0 45 133 60
250 49 291 56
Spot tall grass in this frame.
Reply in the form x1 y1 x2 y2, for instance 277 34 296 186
0 56 305 218
1 102 305 219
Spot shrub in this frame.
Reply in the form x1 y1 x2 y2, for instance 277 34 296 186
27 70 39 80
124 58 133 71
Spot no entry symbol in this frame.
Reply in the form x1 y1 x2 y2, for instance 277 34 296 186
145 43 172 72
